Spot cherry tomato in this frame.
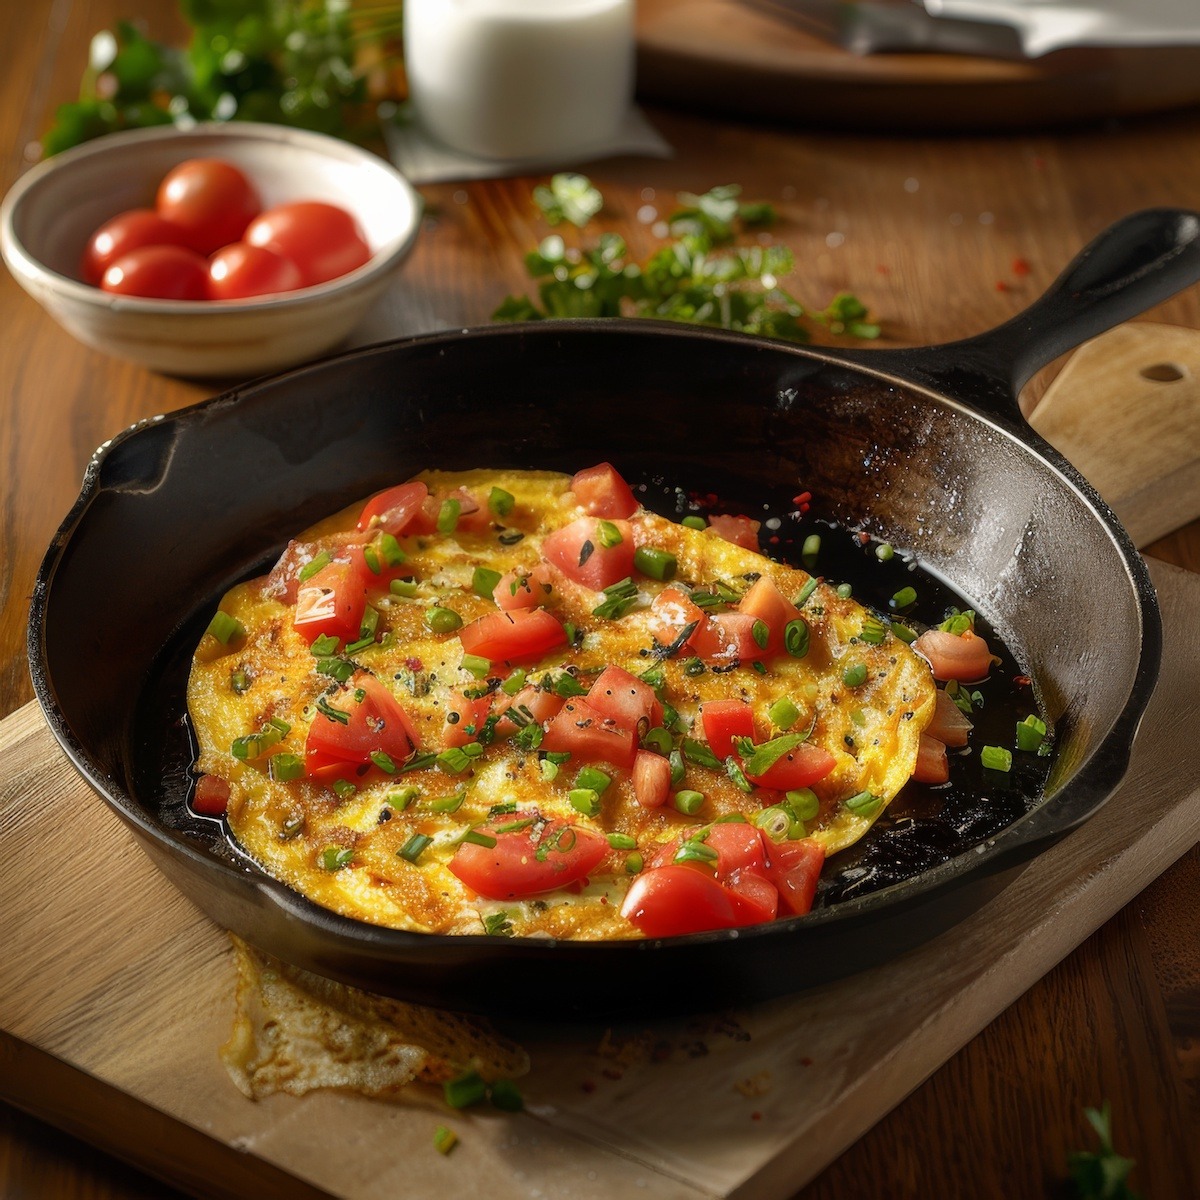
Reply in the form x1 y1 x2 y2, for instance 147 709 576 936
700 699 755 761
585 666 662 732
244 201 371 286
621 866 754 938
100 245 210 300
540 698 637 768
208 242 304 300
357 481 429 536
305 674 420 784
541 516 635 590
913 629 994 683
449 820 608 900
192 774 231 817
570 463 638 519
458 609 567 665
293 560 366 646
81 209 191 286
156 158 261 256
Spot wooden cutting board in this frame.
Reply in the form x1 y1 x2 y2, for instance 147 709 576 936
0 556 1197 1200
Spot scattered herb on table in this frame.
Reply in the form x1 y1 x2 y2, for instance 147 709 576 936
493 177 881 344
41 1 403 157
1067 1103 1140 1200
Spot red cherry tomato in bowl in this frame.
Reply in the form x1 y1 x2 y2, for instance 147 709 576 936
244 202 371 286
156 158 261 256
208 242 304 301
100 245 210 300
81 209 192 286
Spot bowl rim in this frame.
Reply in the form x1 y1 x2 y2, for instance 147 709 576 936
0 120 424 314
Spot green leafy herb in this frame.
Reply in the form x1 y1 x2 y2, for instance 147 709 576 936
482 911 514 937
472 566 502 599
592 577 640 620
1067 1103 1140 1200
533 172 603 228
740 734 803 779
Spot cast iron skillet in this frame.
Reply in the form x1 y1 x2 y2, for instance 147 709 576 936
29 208 1200 1017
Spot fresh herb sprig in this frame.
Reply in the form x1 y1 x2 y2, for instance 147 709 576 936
494 178 881 344
1067 1103 1140 1200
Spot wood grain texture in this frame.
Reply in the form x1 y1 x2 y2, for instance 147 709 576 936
2 1 1200 1195
0 559 1198 1198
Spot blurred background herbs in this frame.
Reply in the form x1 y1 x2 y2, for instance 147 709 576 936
41 0 405 156
1068 1103 1141 1200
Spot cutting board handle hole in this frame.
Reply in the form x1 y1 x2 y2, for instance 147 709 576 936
1139 362 1187 382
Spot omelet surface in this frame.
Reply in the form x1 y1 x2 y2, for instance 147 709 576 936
189 468 936 940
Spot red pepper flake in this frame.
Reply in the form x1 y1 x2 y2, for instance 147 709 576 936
995 280 1010 292
1012 257 1031 276
792 491 812 507
581 1079 597 1093
1014 674 1032 687
857 531 870 545
405 657 424 671
768 535 780 545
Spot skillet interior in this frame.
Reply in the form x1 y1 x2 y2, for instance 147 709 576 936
30 321 1155 1015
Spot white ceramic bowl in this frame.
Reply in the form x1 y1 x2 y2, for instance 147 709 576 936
0 122 422 378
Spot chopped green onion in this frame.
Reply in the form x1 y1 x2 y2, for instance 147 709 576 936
625 851 644 874
752 619 770 650
472 566 502 599
875 542 894 562
461 654 490 680
320 846 354 871
683 656 705 677
794 577 819 607
674 839 718 865
842 662 868 688
802 534 821 568
740 733 803 778
859 616 888 645
981 745 1012 772
607 832 638 850
315 696 350 725
939 608 976 635
399 750 439 774
669 748 686 787
568 788 601 817
437 498 461 534
501 668 527 696
390 578 419 598
231 717 291 761
592 576 640 620
362 544 382 575
681 515 707 530
597 519 624 547
426 606 463 634
268 753 304 783
444 1070 487 1109
682 738 722 770
539 758 559 781
437 747 474 775
489 487 515 517
642 726 672 755
494 815 535 834
891 586 917 610
673 789 706 815
544 751 571 766
786 788 820 821
574 766 612 794
298 551 331 583
754 805 793 842
489 1079 524 1111
639 664 666 693
230 668 251 694
1016 714 1048 753
370 750 397 774
331 779 357 800
768 696 800 729
634 546 677 581
387 786 419 810
850 708 866 727
482 912 514 936
891 621 918 644
784 618 810 658
433 1125 458 1156
378 533 406 567
843 791 882 816
836 583 853 600
206 610 244 645
460 829 497 849
399 833 432 863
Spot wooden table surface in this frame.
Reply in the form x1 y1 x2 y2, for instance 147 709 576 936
2 3 1199 1198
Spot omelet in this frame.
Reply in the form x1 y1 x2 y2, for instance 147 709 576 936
188 467 936 940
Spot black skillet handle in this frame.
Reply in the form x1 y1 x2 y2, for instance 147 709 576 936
835 208 1200 426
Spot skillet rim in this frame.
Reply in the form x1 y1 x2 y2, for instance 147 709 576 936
25 317 1162 956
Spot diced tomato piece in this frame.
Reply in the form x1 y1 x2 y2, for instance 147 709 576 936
540 698 637 768
293 560 366 646
541 517 635 591
706 821 770 876
450 821 608 900
459 608 567 664
621 865 773 937
494 685 564 737
570 462 639 519
347 541 408 590
913 629 994 683
708 611 769 664
913 733 950 784
494 563 554 611
305 674 420 784
765 838 825 916
738 576 802 657
632 750 671 808
192 774 230 816
356 481 429 535
708 513 761 552
727 867 779 923
648 587 723 658
441 487 491 535
743 742 836 790
927 688 973 748
586 666 663 732
442 690 492 749
700 700 756 761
